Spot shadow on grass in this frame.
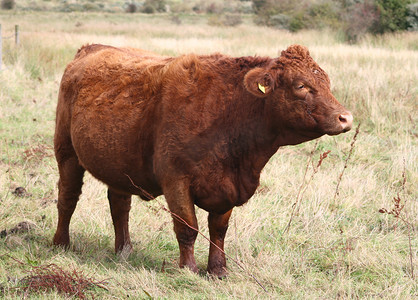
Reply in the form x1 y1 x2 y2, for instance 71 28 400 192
52 231 180 274
1 224 180 275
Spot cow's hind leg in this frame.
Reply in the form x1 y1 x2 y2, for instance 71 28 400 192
207 209 233 278
53 155 85 248
108 189 132 253
164 180 199 273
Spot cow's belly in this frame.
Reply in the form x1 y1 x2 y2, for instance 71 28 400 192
70 105 161 198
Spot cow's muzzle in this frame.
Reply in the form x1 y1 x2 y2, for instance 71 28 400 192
338 112 353 132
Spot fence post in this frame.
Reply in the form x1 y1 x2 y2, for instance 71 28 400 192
15 24 19 45
0 24 2 71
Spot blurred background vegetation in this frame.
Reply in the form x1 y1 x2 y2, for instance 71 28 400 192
2 0 417 42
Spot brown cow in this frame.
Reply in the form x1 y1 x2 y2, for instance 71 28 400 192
53 44 352 278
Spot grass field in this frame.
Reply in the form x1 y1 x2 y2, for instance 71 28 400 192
0 11 417 299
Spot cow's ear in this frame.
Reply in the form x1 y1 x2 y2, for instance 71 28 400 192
244 68 274 98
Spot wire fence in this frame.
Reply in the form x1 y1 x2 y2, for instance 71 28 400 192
0 24 20 71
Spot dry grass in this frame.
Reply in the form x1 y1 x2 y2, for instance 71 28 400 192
0 11 417 299
18 262 107 298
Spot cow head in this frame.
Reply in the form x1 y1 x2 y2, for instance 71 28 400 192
244 45 352 143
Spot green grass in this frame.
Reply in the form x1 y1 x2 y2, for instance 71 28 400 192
0 11 417 299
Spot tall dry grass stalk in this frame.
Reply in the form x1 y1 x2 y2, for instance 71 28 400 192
379 160 415 280
332 123 361 206
283 141 331 234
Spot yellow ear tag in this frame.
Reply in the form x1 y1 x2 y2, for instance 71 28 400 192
258 83 266 94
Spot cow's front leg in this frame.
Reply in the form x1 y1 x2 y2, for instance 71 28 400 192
164 180 199 273
207 209 233 278
108 189 132 253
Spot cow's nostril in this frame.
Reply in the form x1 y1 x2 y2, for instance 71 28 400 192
339 115 347 123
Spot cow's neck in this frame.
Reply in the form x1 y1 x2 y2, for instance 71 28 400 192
218 99 280 203
224 92 321 202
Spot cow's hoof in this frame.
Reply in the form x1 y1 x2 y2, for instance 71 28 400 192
117 243 133 259
180 262 199 274
207 267 228 279
53 234 70 249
